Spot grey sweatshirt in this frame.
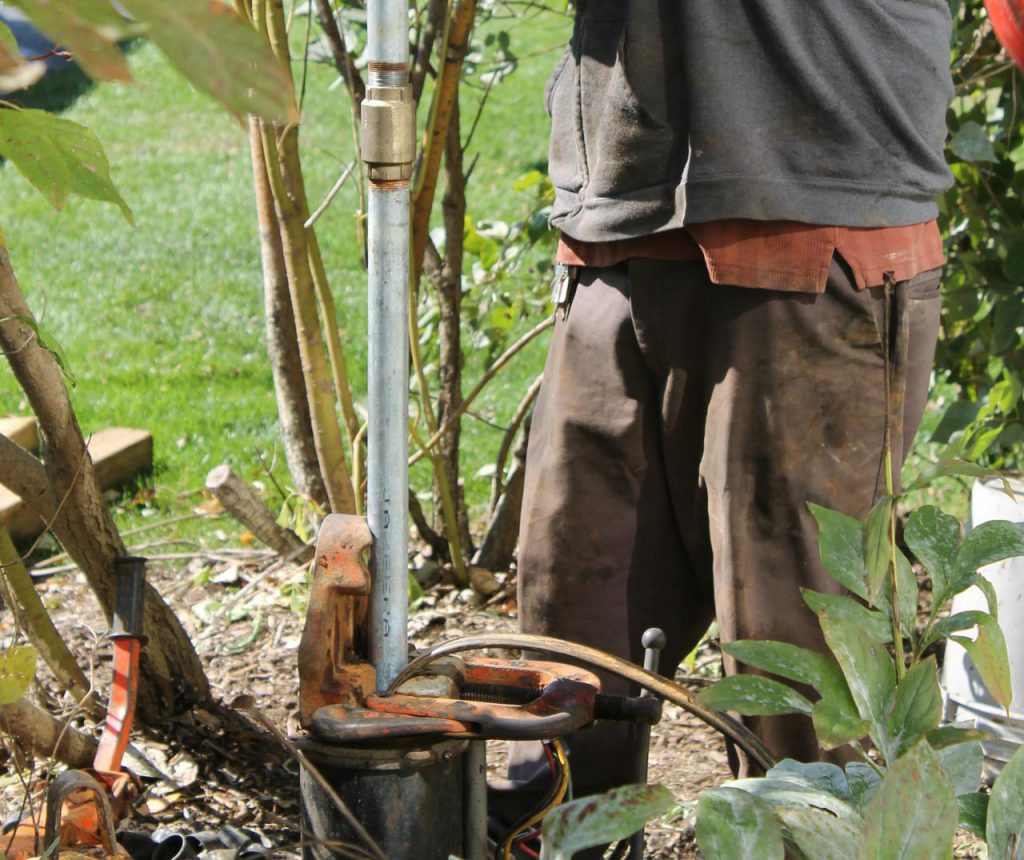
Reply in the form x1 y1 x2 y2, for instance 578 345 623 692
546 0 955 242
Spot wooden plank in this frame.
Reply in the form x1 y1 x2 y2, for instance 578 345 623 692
1 427 153 543
0 416 38 452
88 428 153 493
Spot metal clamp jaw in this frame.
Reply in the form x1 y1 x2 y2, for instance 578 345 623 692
361 84 416 182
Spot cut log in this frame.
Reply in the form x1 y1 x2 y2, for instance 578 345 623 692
1 697 98 768
205 464 313 561
0 415 38 452
0 427 153 543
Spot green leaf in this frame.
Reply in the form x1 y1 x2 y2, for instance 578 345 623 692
905 506 961 607
540 784 673 860
957 793 988 840
987 743 1024 860
803 590 892 644
895 547 918 643
813 696 870 750
952 614 1013 713
864 496 894 607
809 502 868 599
699 675 813 717
695 788 784 860
888 657 943 759
119 0 298 124
937 738 983 796
820 613 897 755
0 645 37 705
0 108 133 224
721 640 846 700
975 574 1000 620
920 611 989 651
857 741 958 860
926 725 991 751
904 457 1009 493
776 807 863 860
950 120 998 163
724 775 862 820
766 760 851 801
953 520 1024 593
10 0 135 81
845 763 882 814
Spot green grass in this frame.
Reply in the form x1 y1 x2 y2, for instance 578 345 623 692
0 11 571 545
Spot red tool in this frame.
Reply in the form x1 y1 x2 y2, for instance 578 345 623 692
987 0 1024 70
3 558 145 860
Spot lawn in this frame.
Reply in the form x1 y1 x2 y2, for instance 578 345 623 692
0 7 571 544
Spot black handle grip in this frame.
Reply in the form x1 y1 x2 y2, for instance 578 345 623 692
110 556 147 641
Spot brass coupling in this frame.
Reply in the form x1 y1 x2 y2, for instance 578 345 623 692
361 85 416 182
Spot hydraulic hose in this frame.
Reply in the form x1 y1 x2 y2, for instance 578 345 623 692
386 632 776 772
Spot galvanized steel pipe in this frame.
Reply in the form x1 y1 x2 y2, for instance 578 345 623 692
364 0 415 691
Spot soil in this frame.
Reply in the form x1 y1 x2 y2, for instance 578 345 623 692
0 549 980 859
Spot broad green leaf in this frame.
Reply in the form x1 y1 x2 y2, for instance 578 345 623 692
0 645 37 705
820 614 897 755
721 640 846 700
904 506 960 607
857 741 957 860
803 590 892 644
864 496 894 607
766 760 851 801
540 784 674 860
952 614 1013 713
976 574 1000 620
699 675 813 717
776 807 863 860
952 520 1024 593
813 696 869 750
845 763 882 814
809 503 868 599
957 793 988 840
724 775 861 820
987 743 1024 860
920 611 989 651
926 725 991 751
895 547 918 643
10 0 135 81
888 657 943 759
937 738 983 796
120 0 298 124
695 788 784 860
0 108 133 224
950 120 998 163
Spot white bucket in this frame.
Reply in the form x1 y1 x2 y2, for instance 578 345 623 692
941 476 1024 771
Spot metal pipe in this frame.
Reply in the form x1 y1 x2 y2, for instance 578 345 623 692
364 0 416 691
463 741 488 860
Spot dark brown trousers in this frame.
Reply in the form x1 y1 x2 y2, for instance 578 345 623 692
508 257 941 795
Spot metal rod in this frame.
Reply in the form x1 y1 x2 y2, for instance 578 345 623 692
365 0 413 691
463 741 488 860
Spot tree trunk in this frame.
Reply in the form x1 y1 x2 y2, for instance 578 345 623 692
248 120 328 506
0 243 211 720
474 415 529 573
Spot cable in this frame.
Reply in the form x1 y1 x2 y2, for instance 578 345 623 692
497 738 571 860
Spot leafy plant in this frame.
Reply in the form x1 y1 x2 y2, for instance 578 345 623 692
694 492 1024 859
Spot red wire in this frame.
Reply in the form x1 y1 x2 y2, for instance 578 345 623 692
514 835 542 860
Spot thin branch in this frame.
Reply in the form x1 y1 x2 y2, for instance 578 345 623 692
409 316 554 467
489 373 542 513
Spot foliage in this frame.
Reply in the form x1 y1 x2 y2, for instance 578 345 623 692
937 2 1024 467
694 488 1024 859
0 644 37 704
539 784 674 860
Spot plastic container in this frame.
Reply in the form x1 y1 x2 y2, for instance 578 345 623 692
941 476 1024 771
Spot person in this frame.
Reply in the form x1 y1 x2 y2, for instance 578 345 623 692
506 0 954 806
